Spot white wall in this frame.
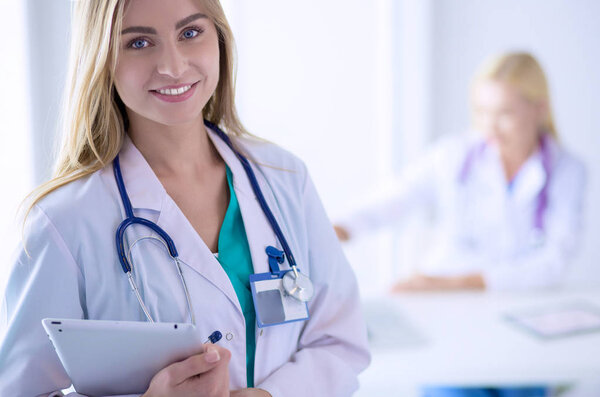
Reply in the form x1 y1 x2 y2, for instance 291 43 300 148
26 0 71 184
226 0 396 295
0 1 33 294
0 0 71 299
429 0 600 285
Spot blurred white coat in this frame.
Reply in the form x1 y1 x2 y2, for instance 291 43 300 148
339 134 586 290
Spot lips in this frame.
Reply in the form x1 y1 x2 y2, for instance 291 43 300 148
155 84 193 96
150 82 198 103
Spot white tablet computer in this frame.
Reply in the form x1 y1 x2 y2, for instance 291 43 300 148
505 301 600 339
42 318 205 396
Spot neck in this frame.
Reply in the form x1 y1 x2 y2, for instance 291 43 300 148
499 139 539 182
127 115 223 179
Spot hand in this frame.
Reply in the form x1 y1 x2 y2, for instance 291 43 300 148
142 344 231 397
390 273 485 292
230 388 272 397
333 225 350 242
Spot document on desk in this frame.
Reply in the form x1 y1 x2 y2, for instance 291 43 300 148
505 301 600 339
362 299 429 349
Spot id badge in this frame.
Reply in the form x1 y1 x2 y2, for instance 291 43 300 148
250 272 309 328
249 246 310 328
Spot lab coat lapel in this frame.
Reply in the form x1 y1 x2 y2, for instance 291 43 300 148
156 196 242 313
469 144 506 202
116 135 166 212
511 150 547 204
116 135 242 314
207 129 279 275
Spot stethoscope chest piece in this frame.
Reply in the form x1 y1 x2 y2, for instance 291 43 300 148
283 269 314 302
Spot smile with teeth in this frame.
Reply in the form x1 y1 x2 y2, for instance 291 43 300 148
155 84 193 96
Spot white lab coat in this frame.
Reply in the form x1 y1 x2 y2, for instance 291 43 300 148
339 134 586 290
0 128 370 396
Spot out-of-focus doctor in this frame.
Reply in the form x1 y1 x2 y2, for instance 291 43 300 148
335 52 586 293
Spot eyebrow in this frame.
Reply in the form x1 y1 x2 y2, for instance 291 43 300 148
121 13 208 35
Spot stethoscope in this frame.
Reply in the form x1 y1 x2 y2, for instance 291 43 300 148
113 120 314 324
458 134 551 243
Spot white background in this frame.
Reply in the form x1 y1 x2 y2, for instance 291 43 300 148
1 0 599 297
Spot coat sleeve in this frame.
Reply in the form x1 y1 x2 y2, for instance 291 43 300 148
0 205 86 395
336 138 453 239
256 169 371 397
482 156 588 290
0 206 143 397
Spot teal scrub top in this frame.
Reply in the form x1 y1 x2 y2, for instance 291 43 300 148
216 166 256 387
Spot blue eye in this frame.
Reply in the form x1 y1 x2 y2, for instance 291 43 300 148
182 28 199 39
130 39 149 49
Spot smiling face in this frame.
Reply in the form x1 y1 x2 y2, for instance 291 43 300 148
471 79 546 157
114 0 220 128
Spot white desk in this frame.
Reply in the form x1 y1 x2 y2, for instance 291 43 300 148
356 289 600 396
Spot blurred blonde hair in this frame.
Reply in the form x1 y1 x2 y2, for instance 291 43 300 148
471 51 558 140
23 0 246 221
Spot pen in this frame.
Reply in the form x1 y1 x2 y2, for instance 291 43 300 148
204 330 222 344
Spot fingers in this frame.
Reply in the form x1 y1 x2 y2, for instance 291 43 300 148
333 225 350 241
230 388 272 397
390 275 431 293
167 345 231 385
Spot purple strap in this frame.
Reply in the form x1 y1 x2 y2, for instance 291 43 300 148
535 135 551 231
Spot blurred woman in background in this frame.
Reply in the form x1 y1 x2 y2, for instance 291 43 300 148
336 52 586 297
336 50 586 397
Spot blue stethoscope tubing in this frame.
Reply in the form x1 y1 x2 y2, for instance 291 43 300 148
113 120 308 322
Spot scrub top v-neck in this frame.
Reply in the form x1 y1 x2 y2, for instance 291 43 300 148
216 166 256 387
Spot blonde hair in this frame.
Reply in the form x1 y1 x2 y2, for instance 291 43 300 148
23 0 247 220
471 51 558 140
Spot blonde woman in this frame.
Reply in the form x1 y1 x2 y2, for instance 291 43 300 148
0 0 369 396
336 52 586 294
335 51 586 397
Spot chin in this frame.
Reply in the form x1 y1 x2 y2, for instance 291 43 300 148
159 116 204 127
147 108 205 126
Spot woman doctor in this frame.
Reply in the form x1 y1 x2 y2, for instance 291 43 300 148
335 52 586 293
336 52 586 397
0 0 370 396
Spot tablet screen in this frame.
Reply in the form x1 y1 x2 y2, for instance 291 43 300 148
42 318 206 396
505 301 600 339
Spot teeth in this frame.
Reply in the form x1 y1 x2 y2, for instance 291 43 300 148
157 85 192 96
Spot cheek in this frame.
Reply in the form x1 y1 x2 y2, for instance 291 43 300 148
198 39 221 84
114 59 147 103
511 112 538 136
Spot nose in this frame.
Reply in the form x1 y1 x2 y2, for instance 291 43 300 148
156 42 187 78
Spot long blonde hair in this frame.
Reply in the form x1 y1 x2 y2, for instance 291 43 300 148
24 0 246 220
471 51 558 140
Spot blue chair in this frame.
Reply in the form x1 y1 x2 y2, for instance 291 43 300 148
421 386 548 397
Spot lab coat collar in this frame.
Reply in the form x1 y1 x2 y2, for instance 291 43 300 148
510 145 549 203
472 137 553 203
110 130 258 212
115 134 167 212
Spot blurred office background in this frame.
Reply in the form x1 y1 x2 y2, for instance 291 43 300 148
1 0 599 395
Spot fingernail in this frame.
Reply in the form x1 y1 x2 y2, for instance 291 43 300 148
205 349 220 363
